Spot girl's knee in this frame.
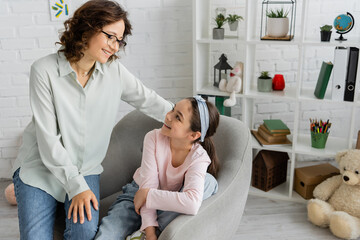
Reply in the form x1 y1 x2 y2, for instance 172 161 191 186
204 173 218 200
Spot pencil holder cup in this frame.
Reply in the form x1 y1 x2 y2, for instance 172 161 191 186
310 132 329 149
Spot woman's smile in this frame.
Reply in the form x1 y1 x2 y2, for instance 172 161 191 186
103 49 113 57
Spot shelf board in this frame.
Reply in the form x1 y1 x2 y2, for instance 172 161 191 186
302 40 360 48
247 38 302 46
249 182 290 201
295 134 348 157
196 37 246 44
249 178 306 203
246 86 297 101
195 84 244 97
198 38 360 48
300 88 358 105
249 179 311 203
251 134 293 152
300 87 332 101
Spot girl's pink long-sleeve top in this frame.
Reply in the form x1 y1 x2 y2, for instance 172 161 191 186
133 129 211 231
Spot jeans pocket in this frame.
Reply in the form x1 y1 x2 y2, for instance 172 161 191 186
12 168 22 201
12 168 20 181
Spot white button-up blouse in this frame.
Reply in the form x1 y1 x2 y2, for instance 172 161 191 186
13 52 173 202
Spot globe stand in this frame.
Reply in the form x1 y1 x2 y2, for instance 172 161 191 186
334 12 354 42
335 32 347 41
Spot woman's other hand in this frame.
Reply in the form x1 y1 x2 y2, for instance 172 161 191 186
67 190 99 224
134 188 149 214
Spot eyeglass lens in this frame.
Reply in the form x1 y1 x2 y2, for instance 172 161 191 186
108 37 123 48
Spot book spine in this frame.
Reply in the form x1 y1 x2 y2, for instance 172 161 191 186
215 96 231 116
314 61 333 99
259 125 289 136
258 127 287 143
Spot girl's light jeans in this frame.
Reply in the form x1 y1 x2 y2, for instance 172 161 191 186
95 173 218 240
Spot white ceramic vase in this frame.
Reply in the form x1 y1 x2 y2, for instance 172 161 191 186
267 17 289 38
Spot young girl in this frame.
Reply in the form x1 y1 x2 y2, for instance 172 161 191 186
95 96 220 240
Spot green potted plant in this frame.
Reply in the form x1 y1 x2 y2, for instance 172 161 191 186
258 71 272 92
213 13 226 39
320 25 332 42
266 8 289 38
226 14 243 31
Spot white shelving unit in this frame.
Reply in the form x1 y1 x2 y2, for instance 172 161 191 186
193 0 360 202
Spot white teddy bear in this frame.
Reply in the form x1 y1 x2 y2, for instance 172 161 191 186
307 149 360 239
218 61 243 107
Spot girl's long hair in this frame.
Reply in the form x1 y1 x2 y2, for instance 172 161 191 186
188 97 220 178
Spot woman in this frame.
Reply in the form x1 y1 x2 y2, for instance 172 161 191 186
12 1 172 239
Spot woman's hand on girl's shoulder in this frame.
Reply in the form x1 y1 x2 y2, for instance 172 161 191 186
134 188 149 214
67 190 98 224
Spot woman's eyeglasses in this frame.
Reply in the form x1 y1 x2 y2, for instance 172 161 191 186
101 31 127 50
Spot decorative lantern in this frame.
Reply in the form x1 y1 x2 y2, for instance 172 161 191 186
213 54 232 87
260 0 296 41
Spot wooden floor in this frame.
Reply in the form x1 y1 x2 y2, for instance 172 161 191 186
0 180 340 240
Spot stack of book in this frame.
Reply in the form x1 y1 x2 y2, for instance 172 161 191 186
251 119 292 146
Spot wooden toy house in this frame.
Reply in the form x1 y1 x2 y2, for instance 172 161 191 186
252 150 289 192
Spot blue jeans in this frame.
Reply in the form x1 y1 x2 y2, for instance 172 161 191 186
95 173 218 240
13 168 100 240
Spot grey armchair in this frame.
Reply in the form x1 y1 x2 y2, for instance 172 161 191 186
55 110 252 239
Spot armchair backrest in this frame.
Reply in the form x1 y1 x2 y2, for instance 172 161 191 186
100 111 162 199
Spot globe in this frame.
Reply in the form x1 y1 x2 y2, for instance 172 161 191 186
333 12 354 41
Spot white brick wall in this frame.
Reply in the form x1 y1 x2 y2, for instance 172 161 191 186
0 0 193 179
0 0 359 178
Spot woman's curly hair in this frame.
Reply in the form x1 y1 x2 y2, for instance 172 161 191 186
57 0 132 63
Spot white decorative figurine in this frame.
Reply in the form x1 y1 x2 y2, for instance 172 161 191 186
219 61 243 107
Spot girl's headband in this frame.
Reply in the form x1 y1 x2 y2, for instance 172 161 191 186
194 95 209 142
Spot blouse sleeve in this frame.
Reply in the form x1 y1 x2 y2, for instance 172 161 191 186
118 63 173 122
29 64 89 200
137 131 160 230
145 156 210 215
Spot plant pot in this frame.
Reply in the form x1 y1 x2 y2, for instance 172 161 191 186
258 77 273 92
228 21 239 31
267 17 289 38
320 31 332 42
213 28 225 39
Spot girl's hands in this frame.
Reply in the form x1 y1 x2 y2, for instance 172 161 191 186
67 190 98 224
134 188 150 214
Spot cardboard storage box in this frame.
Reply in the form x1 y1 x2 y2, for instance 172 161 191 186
294 163 339 199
